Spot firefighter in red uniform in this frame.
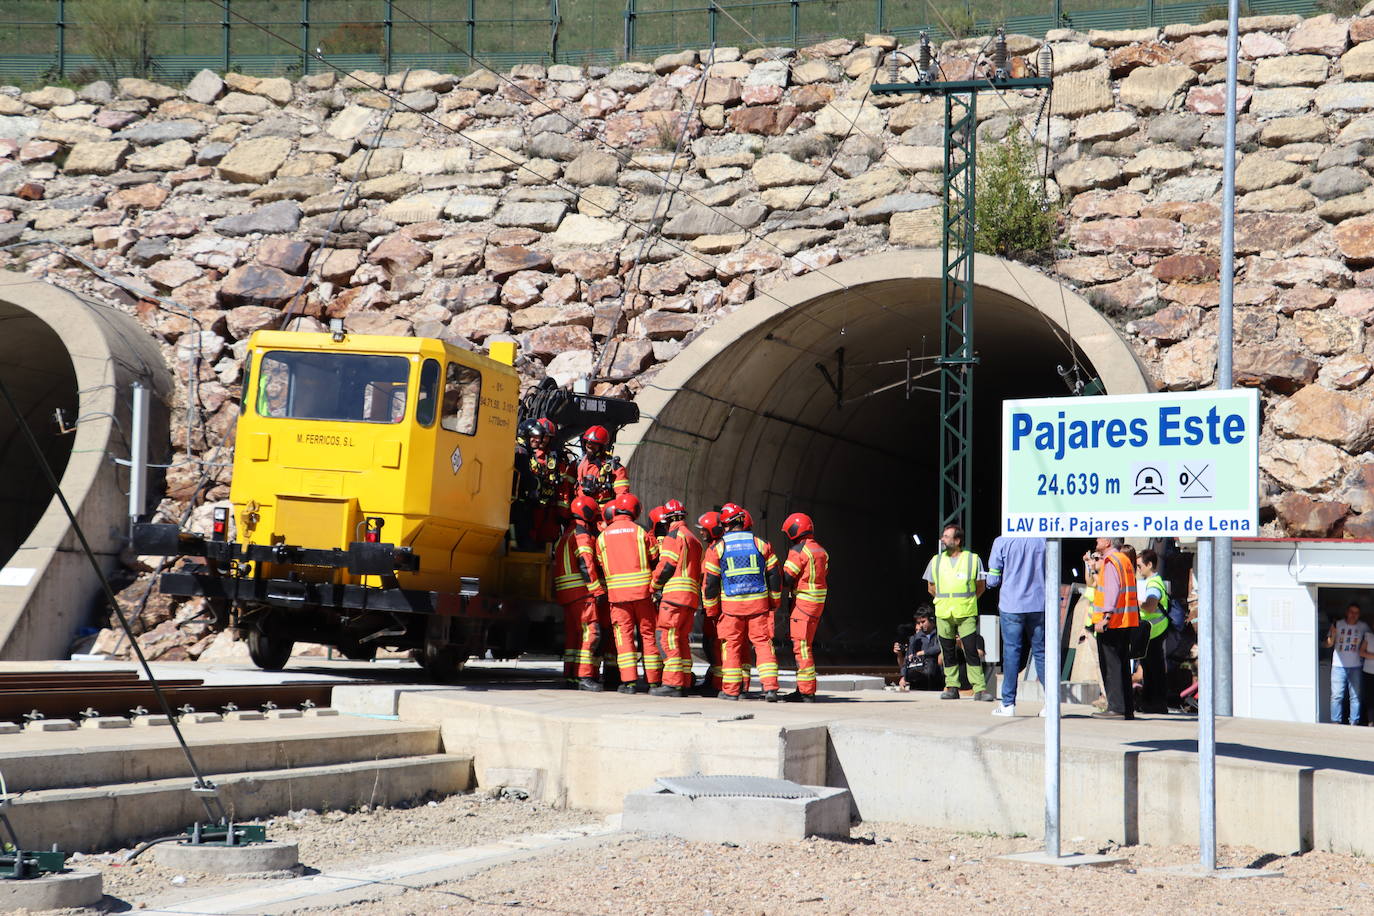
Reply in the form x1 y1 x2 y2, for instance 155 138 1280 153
703 505 782 701
513 418 573 550
648 506 668 551
650 499 702 698
553 496 607 691
781 512 829 703
696 511 725 694
595 493 661 693
576 425 630 510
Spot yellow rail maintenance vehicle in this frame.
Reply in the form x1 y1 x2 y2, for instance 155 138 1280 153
133 328 637 680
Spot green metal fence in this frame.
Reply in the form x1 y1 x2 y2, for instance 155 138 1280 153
2 0 1318 83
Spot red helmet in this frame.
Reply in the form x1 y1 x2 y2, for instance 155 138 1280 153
662 499 686 522
536 417 557 438
612 492 641 519
649 506 666 527
782 512 814 542
720 504 751 530
582 425 610 450
571 495 600 527
697 511 722 540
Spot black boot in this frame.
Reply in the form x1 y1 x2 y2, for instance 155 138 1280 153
649 684 687 697
764 690 780 702
783 690 815 703
578 677 604 692
716 690 739 701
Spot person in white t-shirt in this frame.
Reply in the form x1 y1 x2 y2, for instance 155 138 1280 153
1325 603 1371 725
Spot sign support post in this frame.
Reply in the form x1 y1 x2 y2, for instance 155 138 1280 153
998 389 1271 875
1043 537 1061 859
1197 538 1217 871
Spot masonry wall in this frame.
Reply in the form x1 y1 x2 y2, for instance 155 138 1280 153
2 8 1374 655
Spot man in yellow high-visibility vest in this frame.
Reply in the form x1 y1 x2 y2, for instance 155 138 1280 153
922 524 992 701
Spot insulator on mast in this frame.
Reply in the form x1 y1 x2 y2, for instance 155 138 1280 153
918 30 933 81
993 27 1009 79
1037 44 1052 79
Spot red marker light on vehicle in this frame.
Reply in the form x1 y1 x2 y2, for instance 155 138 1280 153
365 517 384 544
212 507 229 541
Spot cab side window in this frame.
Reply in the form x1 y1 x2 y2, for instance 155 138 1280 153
416 359 440 427
441 363 481 435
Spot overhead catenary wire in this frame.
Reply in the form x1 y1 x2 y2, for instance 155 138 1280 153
203 0 865 342
211 0 1083 402
328 0 945 341
706 3 1081 366
0 238 214 467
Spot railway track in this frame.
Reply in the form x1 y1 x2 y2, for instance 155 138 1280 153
0 659 895 724
0 670 335 724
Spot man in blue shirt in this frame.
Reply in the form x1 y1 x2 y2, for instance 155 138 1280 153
986 535 1047 717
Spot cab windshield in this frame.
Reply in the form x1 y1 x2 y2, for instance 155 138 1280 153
256 351 410 424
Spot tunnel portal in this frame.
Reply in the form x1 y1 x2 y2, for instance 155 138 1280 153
622 251 1151 660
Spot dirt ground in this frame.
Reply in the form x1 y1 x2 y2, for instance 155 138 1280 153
43 793 1374 915
304 824 1374 916
54 790 595 907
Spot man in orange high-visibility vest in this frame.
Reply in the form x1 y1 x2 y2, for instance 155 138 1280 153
1090 536 1142 720
703 505 782 701
595 493 660 693
553 496 607 692
781 512 828 703
650 499 702 698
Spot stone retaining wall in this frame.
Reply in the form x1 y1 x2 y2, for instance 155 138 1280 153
3 8 1374 656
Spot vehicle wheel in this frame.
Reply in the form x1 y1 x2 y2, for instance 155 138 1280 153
421 646 467 683
246 617 294 671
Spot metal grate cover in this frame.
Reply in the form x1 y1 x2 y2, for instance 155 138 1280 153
656 775 817 799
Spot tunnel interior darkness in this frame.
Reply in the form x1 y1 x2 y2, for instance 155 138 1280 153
627 255 1148 661
0 303 79 569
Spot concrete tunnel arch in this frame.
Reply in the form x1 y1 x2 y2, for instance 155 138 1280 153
619 250 1151 660
0 270 172 660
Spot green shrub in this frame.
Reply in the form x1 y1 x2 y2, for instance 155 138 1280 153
79 0 156 79
973 124 1057 261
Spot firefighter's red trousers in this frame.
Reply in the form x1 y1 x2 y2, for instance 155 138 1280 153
790 610 821 696
596 598 614 680
719 611 778 696
656 603 694 689
703 612 722 689
560 596 600 681
610 598 661 685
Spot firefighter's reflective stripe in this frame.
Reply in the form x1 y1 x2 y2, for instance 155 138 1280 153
720 531 766 599
656 524 704 605
1142 572 1169 640
1090 551 1140 629
784 540 829 615
596 520 658 602
552 529 601 602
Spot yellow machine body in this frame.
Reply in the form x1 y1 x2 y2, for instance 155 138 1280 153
233 330 538 597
